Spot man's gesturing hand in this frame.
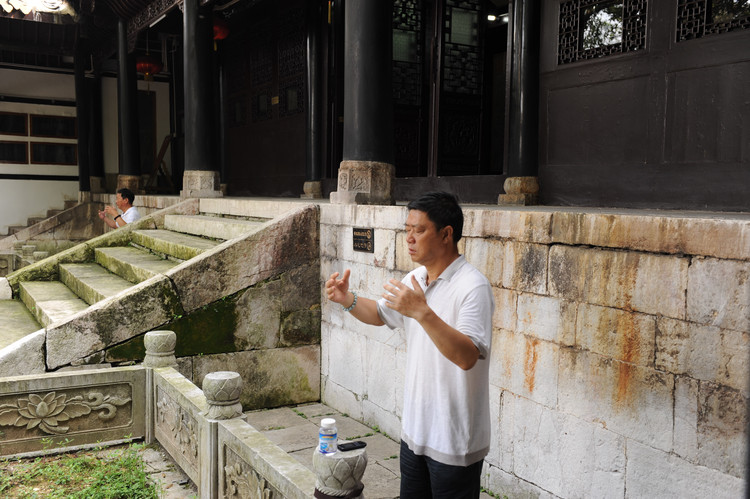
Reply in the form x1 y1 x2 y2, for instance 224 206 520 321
382 276 430 321
325 269 351 305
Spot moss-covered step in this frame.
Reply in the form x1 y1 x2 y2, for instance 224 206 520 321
163 214 265 240
131 229 220 261
59 263 133 305
18 281 90 327
0 299 41 350
94 246 179 284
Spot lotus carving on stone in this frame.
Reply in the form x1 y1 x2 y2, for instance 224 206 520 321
0 391 131 435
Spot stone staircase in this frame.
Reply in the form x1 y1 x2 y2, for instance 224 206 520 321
3 199 78 236
0 198 321 412
0 210 268 352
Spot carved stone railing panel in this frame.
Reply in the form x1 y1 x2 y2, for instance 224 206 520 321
153 368 208 489
0 367 145 456
218 418 316 499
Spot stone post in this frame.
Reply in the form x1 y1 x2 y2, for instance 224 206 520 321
202 371 244 420
202 371 244 499
312 447 367 498
143 330 177 446
143 330 177 368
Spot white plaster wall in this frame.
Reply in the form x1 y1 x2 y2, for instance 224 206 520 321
0 68 75 100
319 204 749 499
0 179 78 234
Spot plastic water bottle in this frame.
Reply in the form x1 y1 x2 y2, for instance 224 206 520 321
318 418 337 454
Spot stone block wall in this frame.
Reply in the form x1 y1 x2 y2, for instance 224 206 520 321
319 205 749 498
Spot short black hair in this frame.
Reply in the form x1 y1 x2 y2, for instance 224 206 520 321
117 188 135 205
407 191 463 243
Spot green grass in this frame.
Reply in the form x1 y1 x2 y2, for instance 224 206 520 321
0 443 160 499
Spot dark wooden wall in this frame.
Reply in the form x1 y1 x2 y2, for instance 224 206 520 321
538 0 750 211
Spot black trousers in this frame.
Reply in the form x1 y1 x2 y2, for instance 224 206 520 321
399 440 484 499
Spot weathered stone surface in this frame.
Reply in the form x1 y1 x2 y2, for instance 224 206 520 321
464 208 552 243
364 337 400 414
517 293 577 345
46 274 183 369
463 237 504 287
492 288 517 332
59 263 132 305
234 285 282 350
131 229 220 260
326 324 366 396
673 376 747 478
193 345 320 410
483 464 556 499
18 281 89 326
218 418 317 499
510 394 626 498
0 299 41 350
549 245 688 319
656 317 748 394
576 304 656 367
502 242 548 294
169 205 319 313
320 204 405 230
95 246 179 284
626 439 744 498
280 308 321 347
489 329 558 408
687 257 750 332
558 348 674 451
0 328 45 377
551 211 750 261
164 214 263 240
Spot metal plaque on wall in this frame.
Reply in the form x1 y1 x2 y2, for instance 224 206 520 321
353 228 374 253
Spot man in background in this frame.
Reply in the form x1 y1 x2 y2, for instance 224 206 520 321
98 188 141 229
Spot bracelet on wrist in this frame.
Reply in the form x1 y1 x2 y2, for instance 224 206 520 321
343 291 358 312
114 215 122 220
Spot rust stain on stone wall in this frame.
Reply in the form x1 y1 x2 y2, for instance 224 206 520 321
524 337 540 393
614 312 640 407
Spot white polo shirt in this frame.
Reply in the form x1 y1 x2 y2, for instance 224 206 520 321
121 206 141 224
377 255 494 466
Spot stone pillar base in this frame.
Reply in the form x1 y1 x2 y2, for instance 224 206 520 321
117 174 141 193
180 170 223 198
498 176 539 206
301 180 323 199
330 160 395 205
78 191 92 203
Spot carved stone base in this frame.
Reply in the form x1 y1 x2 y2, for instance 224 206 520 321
117 174 140 193
330 160 394 205
312 447 367 498
497 176 539 206
301 180 323 199
181 170 223 199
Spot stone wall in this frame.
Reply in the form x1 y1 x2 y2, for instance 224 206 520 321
319 205 749 498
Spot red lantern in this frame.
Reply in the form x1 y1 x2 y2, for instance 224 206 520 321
136 54 163 81
213 17 229 50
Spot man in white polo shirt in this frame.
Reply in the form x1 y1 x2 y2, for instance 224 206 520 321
325 192 494 498
98 188 141 229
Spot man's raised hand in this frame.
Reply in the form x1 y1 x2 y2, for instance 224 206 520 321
325 269 351 304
